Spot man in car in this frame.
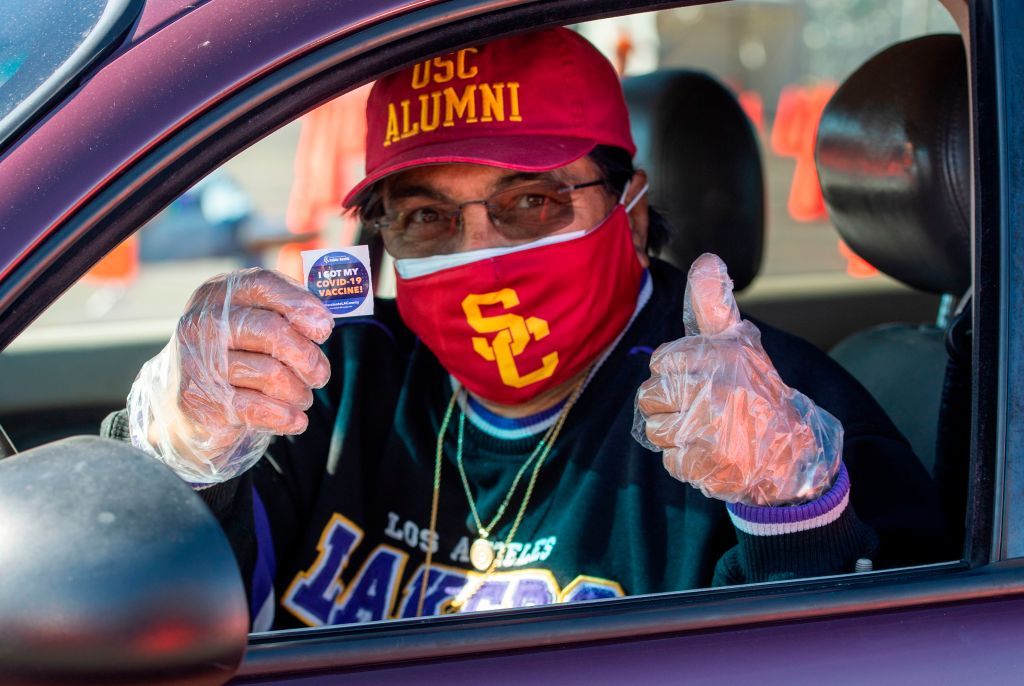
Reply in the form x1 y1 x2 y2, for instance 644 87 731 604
103 27 946 630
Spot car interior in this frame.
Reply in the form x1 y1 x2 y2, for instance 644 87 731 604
0 0 972 614
819 33 972 542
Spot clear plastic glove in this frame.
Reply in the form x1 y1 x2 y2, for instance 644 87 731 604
633 253 842 506
128 268 333 484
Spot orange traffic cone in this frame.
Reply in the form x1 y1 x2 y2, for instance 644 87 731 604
838 239 879 279
614 29 634 76
83 236 139 285
737 90 765 134
770 85 805 157
279 84 371 279
770 83 836 223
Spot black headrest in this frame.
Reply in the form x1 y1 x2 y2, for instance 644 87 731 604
816 35 970 295
623 70 764 291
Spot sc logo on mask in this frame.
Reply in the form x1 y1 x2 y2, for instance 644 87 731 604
461 289 558 388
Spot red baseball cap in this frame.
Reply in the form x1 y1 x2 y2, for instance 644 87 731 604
342 27 636 208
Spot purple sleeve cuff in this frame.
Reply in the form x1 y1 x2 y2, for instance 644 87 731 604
727 463 850 536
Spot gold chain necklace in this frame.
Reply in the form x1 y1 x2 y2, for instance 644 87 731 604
417 376 587 617
455 402 560 572
418 390 458 618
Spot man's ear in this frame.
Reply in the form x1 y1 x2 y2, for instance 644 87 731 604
625 169 650 268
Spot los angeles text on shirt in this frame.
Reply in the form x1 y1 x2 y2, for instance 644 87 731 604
281 512 625 625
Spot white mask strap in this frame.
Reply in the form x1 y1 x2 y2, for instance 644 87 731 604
621 182 650 212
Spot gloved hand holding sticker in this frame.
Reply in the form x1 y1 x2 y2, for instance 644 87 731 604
632 253 843 506
128 268 333 484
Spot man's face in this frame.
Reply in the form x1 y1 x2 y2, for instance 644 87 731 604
378 156 650 265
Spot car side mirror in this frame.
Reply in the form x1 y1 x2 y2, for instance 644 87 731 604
0 436 248 685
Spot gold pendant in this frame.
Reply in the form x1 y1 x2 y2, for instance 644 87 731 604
469 537 495 571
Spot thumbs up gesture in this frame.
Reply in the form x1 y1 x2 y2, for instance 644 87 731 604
633 254 843 506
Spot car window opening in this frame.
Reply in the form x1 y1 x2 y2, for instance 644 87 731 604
0 0 972 637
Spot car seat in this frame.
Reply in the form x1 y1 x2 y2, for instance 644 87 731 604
622 70 764 291
816 35 971 535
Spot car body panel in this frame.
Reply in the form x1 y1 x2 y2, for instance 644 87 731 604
129 0 215 45
235 594 1024 685
232 560 1024 682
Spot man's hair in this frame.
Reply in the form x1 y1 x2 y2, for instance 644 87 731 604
354 144 670 256
587 144 669 256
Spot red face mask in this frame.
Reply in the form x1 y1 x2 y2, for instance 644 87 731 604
394 203 645 405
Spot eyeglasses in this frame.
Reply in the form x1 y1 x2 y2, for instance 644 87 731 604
371 178 607 258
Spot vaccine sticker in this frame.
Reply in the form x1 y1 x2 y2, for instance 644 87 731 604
301 246 374 318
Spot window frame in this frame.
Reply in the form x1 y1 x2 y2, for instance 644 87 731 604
989 0 1024 561
0 0 1015 677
